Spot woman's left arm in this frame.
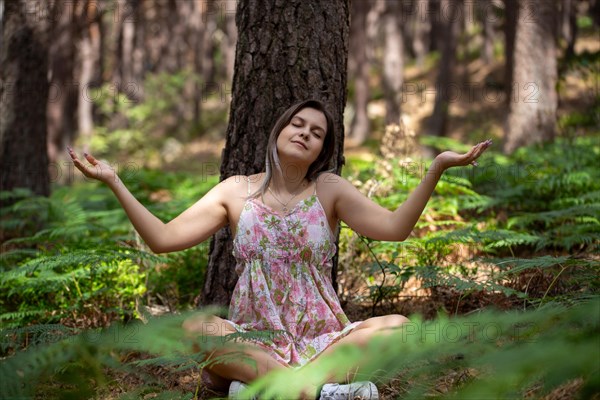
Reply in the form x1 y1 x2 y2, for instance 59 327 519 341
334 140 492 242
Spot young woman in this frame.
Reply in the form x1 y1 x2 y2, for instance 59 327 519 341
68 99 491 399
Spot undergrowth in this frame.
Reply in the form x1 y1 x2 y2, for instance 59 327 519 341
1 135 599 398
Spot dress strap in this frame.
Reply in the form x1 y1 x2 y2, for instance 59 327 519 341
313 179 318 196
246 176 251 196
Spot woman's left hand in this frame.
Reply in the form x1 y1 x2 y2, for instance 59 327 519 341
434 139 492 170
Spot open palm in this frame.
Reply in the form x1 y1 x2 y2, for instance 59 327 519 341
435 139 492 169
67 147 119 185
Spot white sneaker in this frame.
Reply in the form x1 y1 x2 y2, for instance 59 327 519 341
228 380 256 399
229 379 379 399
320 381 379 400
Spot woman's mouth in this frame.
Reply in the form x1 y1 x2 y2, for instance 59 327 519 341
292 141 308 150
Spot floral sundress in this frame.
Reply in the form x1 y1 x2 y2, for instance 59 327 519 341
224 177 361 367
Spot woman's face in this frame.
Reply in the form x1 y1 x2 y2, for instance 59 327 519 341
276 107 327 166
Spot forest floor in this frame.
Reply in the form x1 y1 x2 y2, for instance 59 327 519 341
80 37 600 400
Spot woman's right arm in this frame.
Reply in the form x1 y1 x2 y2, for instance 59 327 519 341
68 148 231 253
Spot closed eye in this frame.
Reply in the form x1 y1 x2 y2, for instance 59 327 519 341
291 116 325 137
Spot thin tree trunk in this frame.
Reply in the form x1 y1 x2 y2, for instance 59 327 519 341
119 0 135 92
591 0 600 28
76 1 101 151
504 0 518 104
459 0 475 58
348 0 371 145
366 0 384 63
1 0 51 205
47 0 78 173
223 7 238 85
147 1 177 74
201 1 217 86
412 0 430 68
561 0 578 59
426 0 461 137
382 0 404 126
185 0 203 127
503 0 557 154
428 0 442 52
131 0 145 99
481 0 496 64
202 0 350 307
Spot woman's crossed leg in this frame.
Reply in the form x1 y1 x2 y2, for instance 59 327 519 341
301 314 410 382
183 313 409 396
182 314 290 391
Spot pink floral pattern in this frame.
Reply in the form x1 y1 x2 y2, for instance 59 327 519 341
226 191 361 367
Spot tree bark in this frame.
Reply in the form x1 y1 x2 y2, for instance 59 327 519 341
503 0 558 154
202 0 350 307
1 0 51 204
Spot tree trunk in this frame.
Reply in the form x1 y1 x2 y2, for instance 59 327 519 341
47 0 78 174
426 0 461 137
428 0 442 52
480 0 496 64
118 0 133 87
504 0 518 102
76 3 99 151
183 0 203 127
202 0 350 307
561 0 578 59
382 0 404 126
0 0 51 204
223 6 238 84
591 0 600 28
146 1 177 74
348 0 371 145
201 1 217 86
411 0 430 68
503 0 557 154
131 0 145 99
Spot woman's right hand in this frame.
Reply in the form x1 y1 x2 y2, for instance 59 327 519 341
67 146 119 186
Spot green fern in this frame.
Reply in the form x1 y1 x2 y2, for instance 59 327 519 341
243 298 600 399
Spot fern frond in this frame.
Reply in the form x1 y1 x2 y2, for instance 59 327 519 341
507 203 600 229
477 229 541 250
490 256 599 276
417 266 522 298
0 309 47 322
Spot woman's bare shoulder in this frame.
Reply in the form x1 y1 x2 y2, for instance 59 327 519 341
220 173 265 195
315 171 350 189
